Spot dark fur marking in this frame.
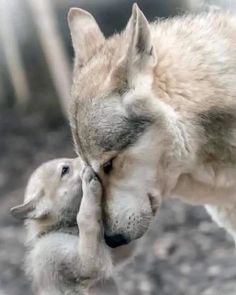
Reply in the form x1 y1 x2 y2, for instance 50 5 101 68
198 107 236 164
75 97 154 158
93 99 153 151
95 111 153 151
59 262 80 285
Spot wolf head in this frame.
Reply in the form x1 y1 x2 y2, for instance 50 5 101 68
11 158 82 232
68 4 189 247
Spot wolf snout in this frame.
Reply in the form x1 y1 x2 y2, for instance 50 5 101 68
104 210 153 248
104 233 130 248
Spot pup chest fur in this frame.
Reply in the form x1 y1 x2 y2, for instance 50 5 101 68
26 229 82 295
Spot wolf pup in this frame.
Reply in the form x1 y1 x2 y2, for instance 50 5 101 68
68 3 236 247
11 159 114 295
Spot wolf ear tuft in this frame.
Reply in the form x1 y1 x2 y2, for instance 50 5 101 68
127 3 156 70
68 7 105 67
10 200 35 220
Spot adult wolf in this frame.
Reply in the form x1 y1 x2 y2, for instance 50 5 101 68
68 4 236 248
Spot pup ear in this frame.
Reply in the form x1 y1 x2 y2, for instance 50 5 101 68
11 189 47 220
68 7 105 67
126 4 156 72
10 200 35 220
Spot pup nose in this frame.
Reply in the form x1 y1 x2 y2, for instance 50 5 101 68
104 234 130 248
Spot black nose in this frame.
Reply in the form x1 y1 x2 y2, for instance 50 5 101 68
104 234 130 248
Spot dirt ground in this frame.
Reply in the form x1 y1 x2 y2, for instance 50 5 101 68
1 110 236 295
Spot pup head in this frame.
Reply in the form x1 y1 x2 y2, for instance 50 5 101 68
68 4 185 247
11 158 82 229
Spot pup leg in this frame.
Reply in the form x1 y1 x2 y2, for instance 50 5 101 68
205 204 236 244
77 166 112 281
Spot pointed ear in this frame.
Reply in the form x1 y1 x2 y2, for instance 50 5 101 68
127 3 156 70
11 189 47 220
10 200 35 220
68 8 105 67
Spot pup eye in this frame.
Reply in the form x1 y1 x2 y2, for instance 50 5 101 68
61 165 70 177
103 159 114 175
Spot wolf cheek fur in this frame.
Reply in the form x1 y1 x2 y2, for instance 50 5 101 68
68 4 236 246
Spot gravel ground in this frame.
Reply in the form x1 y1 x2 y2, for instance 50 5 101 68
1 111 236 295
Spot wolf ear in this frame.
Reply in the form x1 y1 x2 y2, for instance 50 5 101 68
10 200 35 220
68 8 105 67
11 189 47 220
126 4 156 72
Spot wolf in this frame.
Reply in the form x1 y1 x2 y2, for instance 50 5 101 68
67 3 236 248
11 159 134 295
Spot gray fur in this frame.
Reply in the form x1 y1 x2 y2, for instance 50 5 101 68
67 4 236 253
198 107 236 164
92 102 153 151
20 162 135 295
23 165 112 295
72 97 153 161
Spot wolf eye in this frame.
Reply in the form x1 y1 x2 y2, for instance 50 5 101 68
103 159 114 175
61 165 70 177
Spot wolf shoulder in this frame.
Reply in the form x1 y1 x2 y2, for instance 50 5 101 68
150 12 236 161
151 13 236 50
150 13 236 93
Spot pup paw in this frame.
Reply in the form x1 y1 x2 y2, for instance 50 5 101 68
77 166 103 231
82 166 102 199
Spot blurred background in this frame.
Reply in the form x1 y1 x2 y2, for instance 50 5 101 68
1 0 236 294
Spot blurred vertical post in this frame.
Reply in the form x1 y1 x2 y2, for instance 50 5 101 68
0 50 6 106
27 0 71 117
0 4 30 108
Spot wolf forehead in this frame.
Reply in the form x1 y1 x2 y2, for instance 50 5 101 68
70 95 153 160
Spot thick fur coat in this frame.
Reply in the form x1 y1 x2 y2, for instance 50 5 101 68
68 4 236 246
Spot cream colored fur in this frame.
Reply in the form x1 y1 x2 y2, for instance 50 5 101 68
11 159 135 294
68 4 236 246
